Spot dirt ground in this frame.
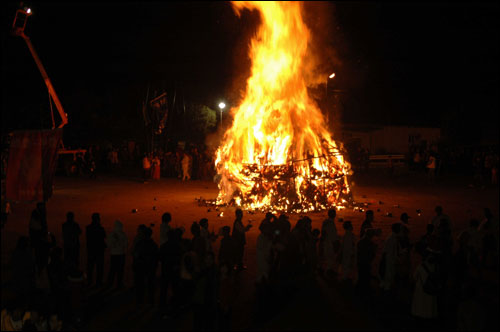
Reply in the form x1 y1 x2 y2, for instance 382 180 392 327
1 172 498 330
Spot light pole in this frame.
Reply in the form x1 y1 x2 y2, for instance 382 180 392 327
218 102 226 127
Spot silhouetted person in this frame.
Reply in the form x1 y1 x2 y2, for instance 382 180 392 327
481 207 498 255
62 212 82 269
218 226 233 278
453 230 471 290
106 220 128 289
300 216 316 274
321 209 339 277
456 282 485 330
255 221 273 321
411 254 439 325
480 216 498 271
466 219 482 268
29 202 46 255
86 213 106 287
415 224 435 259
10 236 35 306
231 209 252 270
47 247 66 314
132 227 159 305
436 220 453 282
179 249 199 311
193 251 218 330
356 229 377 297
360 210 374 239
380 223 401 292
339 221 356 281
397 213 412 284
200 218 218 254
259 212 276 235
159 229 183 308
431 206 451 231
256 221 273 284
159 212 172 247
35 230 56 275
191 222 207 268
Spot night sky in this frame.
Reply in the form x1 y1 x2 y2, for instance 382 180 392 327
1 2 498 145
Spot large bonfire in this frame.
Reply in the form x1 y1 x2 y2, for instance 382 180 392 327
215 1 351 213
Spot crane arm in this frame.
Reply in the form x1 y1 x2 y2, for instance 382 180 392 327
21 34 68 128
12 8 68 129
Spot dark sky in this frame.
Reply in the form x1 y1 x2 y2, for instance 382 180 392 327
1 1 499 144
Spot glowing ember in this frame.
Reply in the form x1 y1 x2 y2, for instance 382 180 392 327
215 1 351 213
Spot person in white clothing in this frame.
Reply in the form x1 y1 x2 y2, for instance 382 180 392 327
106 220 128 289
159 212 172 247
380 223 401 291
181 153 191 181
411 254 439 320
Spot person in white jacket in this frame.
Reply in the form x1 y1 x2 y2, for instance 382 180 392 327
106 220 128 289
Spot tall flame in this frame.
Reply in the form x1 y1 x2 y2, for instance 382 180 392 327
215 1 351 213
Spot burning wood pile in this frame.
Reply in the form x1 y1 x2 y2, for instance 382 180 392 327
215 1 351 213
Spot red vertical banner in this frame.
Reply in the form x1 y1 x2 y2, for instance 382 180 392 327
5 129 62 202
42 129 62 201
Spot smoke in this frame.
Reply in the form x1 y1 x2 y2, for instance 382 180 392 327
301 1 343 88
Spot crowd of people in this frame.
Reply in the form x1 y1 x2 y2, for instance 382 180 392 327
65 141 216 182
348 143 499 186
2 202 498 330
140 146 215 183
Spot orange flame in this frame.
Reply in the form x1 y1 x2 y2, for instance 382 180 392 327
215 1 350 213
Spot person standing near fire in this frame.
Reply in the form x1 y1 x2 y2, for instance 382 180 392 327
232 209 252 271
426 153 436 182
182 151 191 181
152 154 161 180
339 221 356 282
321 209 340 277
142 153 151 183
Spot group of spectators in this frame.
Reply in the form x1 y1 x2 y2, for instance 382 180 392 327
68 141 216 182
141 146 215 182
2 203 498 330
348 143 499 186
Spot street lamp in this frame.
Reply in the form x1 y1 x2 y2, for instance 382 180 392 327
218 102 226 126
325 72 335 97
325 73 335 127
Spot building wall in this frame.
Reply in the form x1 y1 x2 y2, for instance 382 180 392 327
341 125 441 155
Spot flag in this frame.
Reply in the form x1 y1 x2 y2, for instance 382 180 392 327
6 129 62 202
